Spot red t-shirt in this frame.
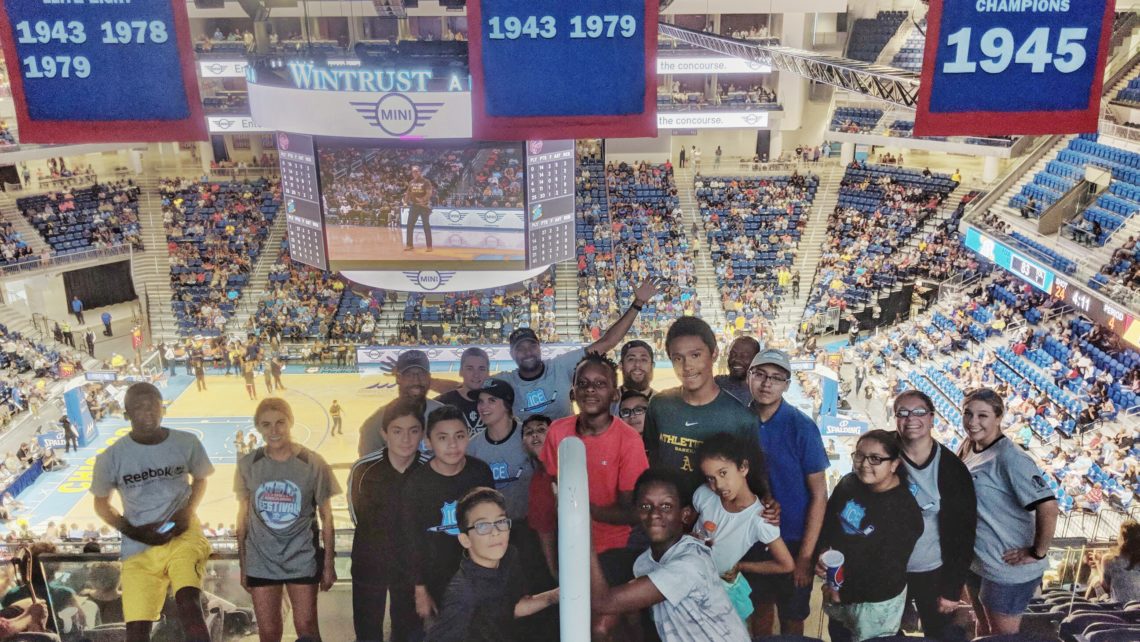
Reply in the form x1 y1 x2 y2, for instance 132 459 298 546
529 467 557 535
539 416 649 553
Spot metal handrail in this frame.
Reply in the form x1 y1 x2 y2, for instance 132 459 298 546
0 244 135 277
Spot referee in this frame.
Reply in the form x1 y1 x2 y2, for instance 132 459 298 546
404 165 433 252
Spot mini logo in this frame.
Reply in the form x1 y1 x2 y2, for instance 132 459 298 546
352 93 443 136
206 63 227 75
445 210 465 223
402 270 455 291
746 61 765 72
277 133 290 151
743 113 762 125
479 210 504 224
214 118 235 130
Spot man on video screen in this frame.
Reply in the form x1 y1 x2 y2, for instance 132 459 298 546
404 165 434 252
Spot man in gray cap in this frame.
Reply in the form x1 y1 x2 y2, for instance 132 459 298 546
357 349 443 456
743 348 829 638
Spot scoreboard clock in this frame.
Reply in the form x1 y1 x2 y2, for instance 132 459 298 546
0 0 206 143
468 0 658 140
915 0 1114 136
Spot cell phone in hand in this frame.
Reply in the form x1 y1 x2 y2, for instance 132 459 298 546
156 521 176 534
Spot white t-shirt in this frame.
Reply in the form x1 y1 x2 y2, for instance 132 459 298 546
633 535 750 642
691 485 780 575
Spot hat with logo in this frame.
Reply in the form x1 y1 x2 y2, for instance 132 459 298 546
620 339 655 362
395 349 431 374
508 327 540 349
749 348 791 375
479 378 516 409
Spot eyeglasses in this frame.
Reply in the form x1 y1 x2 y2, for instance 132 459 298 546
574 379 611 392
464 518 512 536
619 407 648 419
749 369 789 383
894 408 932 418
852 453 896 466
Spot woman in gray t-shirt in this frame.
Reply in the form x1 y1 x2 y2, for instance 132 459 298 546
1096 521 1140 604
236 398 341 642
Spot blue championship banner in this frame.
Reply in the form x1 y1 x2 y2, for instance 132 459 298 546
468 0 658 140
915 0 1114 136
0 0 206 143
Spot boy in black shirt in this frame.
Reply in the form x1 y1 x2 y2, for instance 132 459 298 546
348 399 429 642
435 347 490 435
426 487 559 642
401 406 495 625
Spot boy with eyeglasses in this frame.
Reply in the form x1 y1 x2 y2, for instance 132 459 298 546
746 348 830 638
426 487 559 642
618 390 650 435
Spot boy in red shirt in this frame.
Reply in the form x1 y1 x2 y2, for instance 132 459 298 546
540 353 648 636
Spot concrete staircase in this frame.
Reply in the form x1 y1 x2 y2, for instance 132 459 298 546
372 291 407 342
674 165 726 332
226 215 287 335
554 262 579 341
0 191 50 258
131 178 177 341
772 164 844 336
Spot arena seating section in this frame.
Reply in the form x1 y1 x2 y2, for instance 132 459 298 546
19 183 143 256
162 179 279 336
576 157 698 346
1010 135 1140 248
846 11 907 62
890 18 926 72
696 174 817 328
0 123 15 146
401 270 556 345
830 106 883 133
0 221 33 266
804 163 958 318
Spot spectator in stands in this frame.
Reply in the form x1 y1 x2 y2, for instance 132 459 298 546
348 399 429 642
236 397 339 642
894 390 977 641
425 487 559 642
540 353 649 639
1093 520 1140 604
714 336 761 406
401 406 494 628
359 350 444 456
491 277 658 421
816 430 924 642
618 340 656 399
957 388 1059 636
587 467 751 642
436 347 490 435
745 347 829 638
644 317 757 475
90 382 213 642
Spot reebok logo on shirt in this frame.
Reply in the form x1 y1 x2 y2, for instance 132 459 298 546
121 465 187 486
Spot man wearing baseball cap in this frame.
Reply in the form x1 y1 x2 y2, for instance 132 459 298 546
744 348 829 638
358 350 444 456
494 278 660 421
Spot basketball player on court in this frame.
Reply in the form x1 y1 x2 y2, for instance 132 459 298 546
404 165 433 253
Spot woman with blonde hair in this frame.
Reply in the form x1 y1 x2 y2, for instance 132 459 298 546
236 398 341 642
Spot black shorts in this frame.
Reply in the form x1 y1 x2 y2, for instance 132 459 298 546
743 539 812 622
245 571 321 588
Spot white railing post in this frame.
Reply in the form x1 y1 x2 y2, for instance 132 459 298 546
557 437 591 642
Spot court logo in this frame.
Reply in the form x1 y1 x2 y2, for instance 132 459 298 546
255 480 303 530
351 93 443 137
402 270 455 291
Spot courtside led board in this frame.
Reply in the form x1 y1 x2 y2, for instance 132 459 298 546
914 0 1114 137
0 0 206 143
468 0 658 140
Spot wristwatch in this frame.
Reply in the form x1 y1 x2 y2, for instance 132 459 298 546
631 300 645 311
1026 547 1046 560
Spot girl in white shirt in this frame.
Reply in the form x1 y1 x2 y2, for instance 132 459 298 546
694 432 795 620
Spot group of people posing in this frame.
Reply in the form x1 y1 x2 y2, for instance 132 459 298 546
86 285 1059 642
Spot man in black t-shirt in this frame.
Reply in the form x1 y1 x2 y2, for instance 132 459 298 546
404 165 434 252
435 347 490 435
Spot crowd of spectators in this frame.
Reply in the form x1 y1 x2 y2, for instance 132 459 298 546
161 177 280 335
398 270 557 345
0 221 33 266
659 81 778 109
695 172 816 337
0 122 15 147
444 147 524 208
19 181 143 255
575 154 698 351
802 162 958 326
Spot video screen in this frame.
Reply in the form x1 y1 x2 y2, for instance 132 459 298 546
318 141 527 270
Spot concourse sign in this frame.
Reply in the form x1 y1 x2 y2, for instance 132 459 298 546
0 0 206 143
468 0 658 140
915 0 1115 137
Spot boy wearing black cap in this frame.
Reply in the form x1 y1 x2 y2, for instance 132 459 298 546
359 350 444 456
